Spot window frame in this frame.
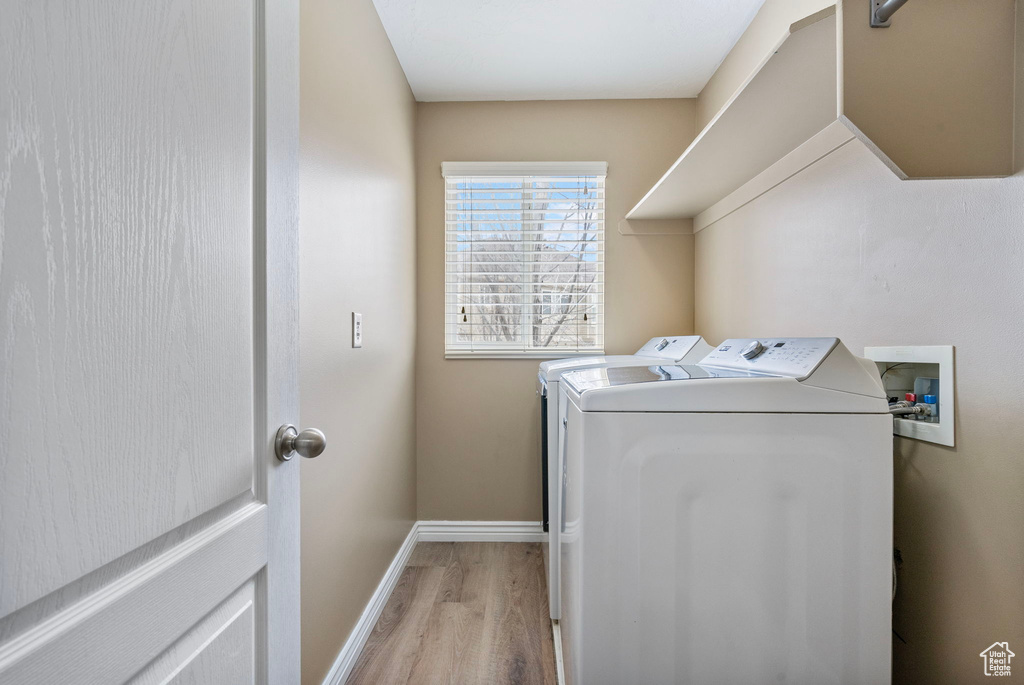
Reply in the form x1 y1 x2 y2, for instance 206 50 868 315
442 161 607 359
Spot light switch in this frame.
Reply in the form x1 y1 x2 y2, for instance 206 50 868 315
352 312 362 348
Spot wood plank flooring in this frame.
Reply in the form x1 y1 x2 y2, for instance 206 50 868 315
346 542 557 685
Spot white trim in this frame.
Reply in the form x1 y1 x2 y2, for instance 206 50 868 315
441 161 607 177
321 520 547 685
260 0 302 677
321 524 420 685
693 120 856 233
417 521 545 543
445 351 603 361
617 218 693 236
552 620 566 685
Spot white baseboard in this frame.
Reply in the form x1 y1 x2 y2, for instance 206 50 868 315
552 619 566 685
321 520 546 685
417 520 545 543
321 523 419 685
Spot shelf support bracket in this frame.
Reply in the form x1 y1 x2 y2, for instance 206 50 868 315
870 0 910 27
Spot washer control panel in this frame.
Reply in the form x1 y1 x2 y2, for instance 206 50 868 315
700 338 839 378
635 335 702 360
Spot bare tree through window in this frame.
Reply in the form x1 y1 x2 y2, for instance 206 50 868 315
445 173 605 354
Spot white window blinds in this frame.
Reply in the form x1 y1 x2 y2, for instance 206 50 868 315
443 162 606 357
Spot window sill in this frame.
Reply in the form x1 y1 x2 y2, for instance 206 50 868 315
445 350 605 361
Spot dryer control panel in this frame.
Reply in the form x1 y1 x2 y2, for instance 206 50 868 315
635 335 702 359
700 338 839 378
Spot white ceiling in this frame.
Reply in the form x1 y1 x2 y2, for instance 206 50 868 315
371 0 766 102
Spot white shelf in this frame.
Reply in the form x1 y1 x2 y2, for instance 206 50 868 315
626 0 1017 225
626 7 840 222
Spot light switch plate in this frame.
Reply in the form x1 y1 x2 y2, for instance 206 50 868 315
352 312 362 348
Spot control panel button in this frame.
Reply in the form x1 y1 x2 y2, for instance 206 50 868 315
741 340 765 360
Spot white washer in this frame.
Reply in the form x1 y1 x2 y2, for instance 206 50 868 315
537 336 712 619
558 338 893 685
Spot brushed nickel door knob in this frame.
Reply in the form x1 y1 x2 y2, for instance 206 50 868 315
275 424 327 461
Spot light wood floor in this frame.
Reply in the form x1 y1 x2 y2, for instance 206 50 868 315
346 542 557 685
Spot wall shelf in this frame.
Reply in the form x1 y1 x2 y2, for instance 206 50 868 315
626 1 1017 226
627 8 841 222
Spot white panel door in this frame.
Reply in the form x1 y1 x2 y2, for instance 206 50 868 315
0 0 300 682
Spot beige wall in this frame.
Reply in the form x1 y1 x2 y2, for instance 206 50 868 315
299 0 417 682
415 99 696 521
694 86 1024 685
841 0 1016 178
696 0 832 130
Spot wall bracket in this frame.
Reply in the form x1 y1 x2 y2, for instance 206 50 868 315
870 0 910 28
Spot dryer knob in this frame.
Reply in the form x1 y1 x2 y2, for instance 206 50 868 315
741 340 765 360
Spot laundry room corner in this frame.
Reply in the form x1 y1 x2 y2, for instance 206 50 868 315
413 99 699 523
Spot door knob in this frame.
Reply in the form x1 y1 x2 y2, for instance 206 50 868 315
275 424 327 461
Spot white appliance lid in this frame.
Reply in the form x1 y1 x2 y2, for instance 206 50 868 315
563 364 766 393
560 338 887 414
538 335 707 382
539 354 665 380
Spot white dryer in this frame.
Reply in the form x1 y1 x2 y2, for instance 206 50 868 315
558 338 893 685
537 336 712 619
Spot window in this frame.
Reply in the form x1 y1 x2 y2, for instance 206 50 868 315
443 162 606 357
